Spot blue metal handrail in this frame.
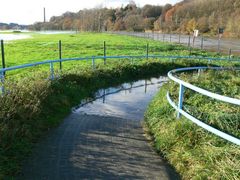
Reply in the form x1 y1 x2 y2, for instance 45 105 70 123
1 54 240 74
167 66 240 145
0 53 239 145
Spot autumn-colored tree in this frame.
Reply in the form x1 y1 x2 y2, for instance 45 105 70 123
113 19 125 31
143 18 155 30
186 18 197 34
197 17 209 33
124 15 143 31
26 0 240 37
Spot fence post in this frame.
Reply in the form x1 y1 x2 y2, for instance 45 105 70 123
188 35 191 47
50 62 54 80
178 34 181 44
163 34 165 42
228 48 232 59
170 34 172 42
92 56 95 69
103 41 106 65
189 46 192 56
201 36 204 50
146 43 149 60
1 40 6 76
59 40 62 70
177 84 184 118
218 38 221 54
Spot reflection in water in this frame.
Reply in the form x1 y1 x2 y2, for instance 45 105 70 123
74 76 168 120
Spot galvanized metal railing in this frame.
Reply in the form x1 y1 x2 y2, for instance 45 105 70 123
167 66 240 145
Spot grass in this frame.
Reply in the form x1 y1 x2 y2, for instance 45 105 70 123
0 32 219 67
0 32 239 178
144 69 240 179
0 56 214 178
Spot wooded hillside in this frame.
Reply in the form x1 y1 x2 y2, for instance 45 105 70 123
30 0 240 37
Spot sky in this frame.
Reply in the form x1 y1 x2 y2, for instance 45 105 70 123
0 0 182 25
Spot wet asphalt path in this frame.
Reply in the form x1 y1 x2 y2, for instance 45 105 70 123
19 78 180 179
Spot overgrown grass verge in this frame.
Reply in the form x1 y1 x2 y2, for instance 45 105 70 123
0 59 213 178
144 70 240 179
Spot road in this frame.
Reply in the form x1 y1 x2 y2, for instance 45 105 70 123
113 31 240 55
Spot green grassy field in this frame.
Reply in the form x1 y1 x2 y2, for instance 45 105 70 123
1 32 217 67
0 32 239 179
144 69 240 179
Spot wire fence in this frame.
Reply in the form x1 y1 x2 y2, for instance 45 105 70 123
110 31 240 56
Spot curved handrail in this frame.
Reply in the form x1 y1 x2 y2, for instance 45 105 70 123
167 66 240 145
168 67 240 106
167 92 240 145
0 52 239 144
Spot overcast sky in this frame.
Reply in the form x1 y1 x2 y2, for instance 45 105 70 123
0 0 182 25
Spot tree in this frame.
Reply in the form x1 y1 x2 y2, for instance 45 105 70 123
142 5 162 18
186 18 197 34
197 17 209 33
143 18 155 30
124 15 143 31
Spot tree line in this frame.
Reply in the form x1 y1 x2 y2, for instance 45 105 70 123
29 0 240 37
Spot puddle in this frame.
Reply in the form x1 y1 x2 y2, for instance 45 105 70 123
37 31 75 35
0 34 30 41
74 76 168 120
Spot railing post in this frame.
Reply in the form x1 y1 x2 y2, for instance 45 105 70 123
198 69 201 77
59 40 62 70
177 84 184 118
0 71 5 95
146 43 149 60
1 40 6 76
103 41 106 65
50 62 54 80
92 56 95 69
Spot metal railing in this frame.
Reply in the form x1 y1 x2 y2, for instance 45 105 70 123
0 51 240 145
167 66 240 145
1 54 240 93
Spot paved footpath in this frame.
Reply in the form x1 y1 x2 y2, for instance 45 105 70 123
19 113 179 179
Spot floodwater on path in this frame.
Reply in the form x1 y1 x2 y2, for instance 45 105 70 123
74 76 169 120
20 76 180 179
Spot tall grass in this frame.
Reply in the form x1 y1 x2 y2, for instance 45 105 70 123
144 69 240 179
